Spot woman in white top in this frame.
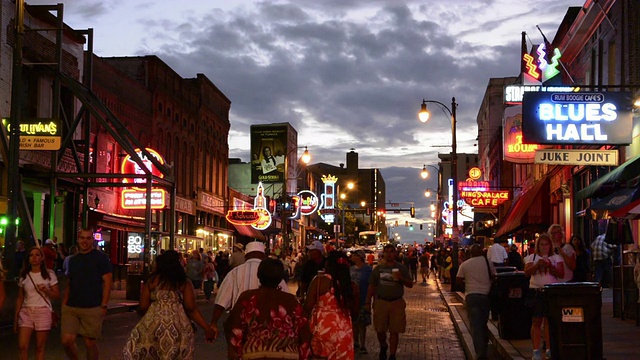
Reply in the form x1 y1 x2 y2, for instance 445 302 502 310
14 246 60 360
524 233 564 360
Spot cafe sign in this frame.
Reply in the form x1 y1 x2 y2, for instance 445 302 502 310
522 91 633 145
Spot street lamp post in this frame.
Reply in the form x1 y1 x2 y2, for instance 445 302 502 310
419 97 460 290
419 97 458 241
421 164 439 180
282 146 310 253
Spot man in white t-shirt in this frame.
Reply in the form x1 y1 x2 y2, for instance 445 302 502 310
209 241 288 339
487 241 508 267
457 245 495 360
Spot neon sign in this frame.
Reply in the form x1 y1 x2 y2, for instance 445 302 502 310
522 91 633 145
296 190 319 216
318 175 337 224
522 43 561 84
120 148 167 209
251 182 272 230
461 190 510 207
224 182 272 230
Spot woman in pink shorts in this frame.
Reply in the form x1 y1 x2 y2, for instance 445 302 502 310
14 246 60 360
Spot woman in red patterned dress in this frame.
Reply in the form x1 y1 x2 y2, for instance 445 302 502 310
304 250 359 360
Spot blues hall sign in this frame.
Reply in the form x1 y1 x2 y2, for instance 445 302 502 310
522 91 633 145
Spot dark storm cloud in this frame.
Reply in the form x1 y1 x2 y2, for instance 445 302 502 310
151 1 509 166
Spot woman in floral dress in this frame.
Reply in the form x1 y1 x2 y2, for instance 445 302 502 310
304 251 359 360
225 258 311 359
123 250 214 359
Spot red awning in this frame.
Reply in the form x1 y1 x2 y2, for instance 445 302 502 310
231 224 265 241
494 178 550 238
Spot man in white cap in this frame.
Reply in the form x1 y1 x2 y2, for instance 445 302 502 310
300 240 326 299
229 243 245 269
43 238 58 270
209 241 289 339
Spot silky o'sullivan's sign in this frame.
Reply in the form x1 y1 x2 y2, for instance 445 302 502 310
522 92 633 145
2 117 61 150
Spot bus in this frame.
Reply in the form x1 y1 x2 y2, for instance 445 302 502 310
357 231 384 250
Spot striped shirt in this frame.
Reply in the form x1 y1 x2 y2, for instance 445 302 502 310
214 258 289 311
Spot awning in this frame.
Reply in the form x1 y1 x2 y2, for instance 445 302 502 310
590 187 640 213
577 153 640 200
231 224 265 241
494 178 550 238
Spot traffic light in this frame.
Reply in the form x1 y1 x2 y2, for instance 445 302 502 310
409 224 414 231
394 220 398 227
410 207 415 218
420 224 423 230
405 221 409 227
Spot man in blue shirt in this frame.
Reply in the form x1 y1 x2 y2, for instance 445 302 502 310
61 228 112 360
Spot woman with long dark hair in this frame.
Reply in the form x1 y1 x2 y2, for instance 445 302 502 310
304 250 359 359
570 234 591 282
14 246 60 360
123 250 214 359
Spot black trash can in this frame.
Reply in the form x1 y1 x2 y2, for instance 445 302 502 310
496 271 531 339
126 274 143 301
491 266 517 320
495 266 517 274
544 282 602 360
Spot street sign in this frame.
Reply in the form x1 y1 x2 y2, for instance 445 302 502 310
391 203 399 207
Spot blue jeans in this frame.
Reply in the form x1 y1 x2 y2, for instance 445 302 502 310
466 293 490 360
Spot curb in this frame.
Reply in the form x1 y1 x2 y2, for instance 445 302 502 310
437 279 526 360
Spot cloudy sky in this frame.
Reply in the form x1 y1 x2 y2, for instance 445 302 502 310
27 0 582 241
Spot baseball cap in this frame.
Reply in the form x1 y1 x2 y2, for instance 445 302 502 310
306 240 324 252
233 243 245 251
245 241 265 254
45 239 55 245
352 250 366 261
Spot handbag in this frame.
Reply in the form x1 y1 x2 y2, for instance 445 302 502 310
483 257 498 303
27 273 59 328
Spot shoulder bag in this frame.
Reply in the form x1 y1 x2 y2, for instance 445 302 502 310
483 257 498 303
27 273 59 328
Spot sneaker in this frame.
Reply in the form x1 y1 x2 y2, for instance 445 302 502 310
532 349 542 360
379 345 388 360
359 346 368 355
388 355 397 360
545 349 551 359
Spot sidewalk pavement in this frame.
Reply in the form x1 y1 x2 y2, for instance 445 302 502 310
439 281 640 360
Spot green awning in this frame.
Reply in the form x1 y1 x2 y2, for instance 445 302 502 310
577 153 640 200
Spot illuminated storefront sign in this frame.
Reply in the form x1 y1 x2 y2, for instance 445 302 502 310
503 85 578 104
503 106 546 164
522 91 633 145
127 232 144 256
442 179 472 228
534 149 618 166
2 117 61 150
457 168 509 208
224 182 272 230
461 190 510 207
318 175 337 224
120 148 167 209
297 190 319 216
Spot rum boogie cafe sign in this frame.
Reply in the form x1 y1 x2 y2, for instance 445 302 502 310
522 91 633 145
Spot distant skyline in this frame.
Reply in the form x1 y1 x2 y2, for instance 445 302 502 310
24 0 583 242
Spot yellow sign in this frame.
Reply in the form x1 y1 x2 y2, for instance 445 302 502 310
561 307 584 323
468 167 482 180
3 118 61 151
20 136 61 150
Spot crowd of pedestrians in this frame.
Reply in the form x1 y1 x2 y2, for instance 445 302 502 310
1 222 626 360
